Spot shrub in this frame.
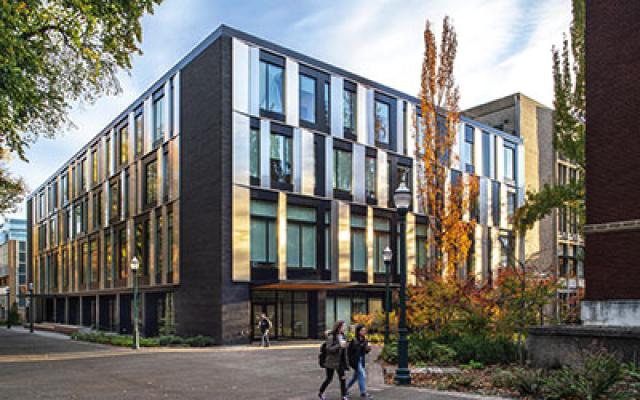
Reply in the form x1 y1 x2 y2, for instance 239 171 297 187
449 335 518 365
460 360 484 370
427 343 457 366
185 335 215 347
509 367 545 397
544 350 624 400
158 335 186 346
491 369 515 389
380 342 398 364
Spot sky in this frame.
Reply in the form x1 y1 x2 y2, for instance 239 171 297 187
8 0 571 217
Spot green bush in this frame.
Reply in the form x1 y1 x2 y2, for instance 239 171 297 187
491 369 515 389
185 335 215 347
460 360 484 370
509 367 545 397
427 343 457 366
158 335 187 346
448 335 518 365
543 350 624 400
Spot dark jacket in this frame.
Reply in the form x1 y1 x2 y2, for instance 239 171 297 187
324 332 349 370
348 336 371 369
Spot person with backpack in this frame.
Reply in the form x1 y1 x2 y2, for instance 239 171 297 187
318 320 349 400
258 313 272 347
347 324 373 399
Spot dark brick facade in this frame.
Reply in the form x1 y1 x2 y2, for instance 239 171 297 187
585 1 640 300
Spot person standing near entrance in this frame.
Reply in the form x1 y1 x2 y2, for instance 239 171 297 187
347 324 373 399
258 313 272 347
318 320 349 400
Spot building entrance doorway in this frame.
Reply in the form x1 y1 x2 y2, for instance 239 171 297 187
251 290 310 340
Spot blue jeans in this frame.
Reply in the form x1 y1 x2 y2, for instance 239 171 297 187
347 358 367 395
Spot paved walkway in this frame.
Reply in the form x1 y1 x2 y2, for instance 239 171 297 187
0 327 504 400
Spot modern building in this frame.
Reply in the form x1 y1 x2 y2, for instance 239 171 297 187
26 25 524 343
0 218 28 320
465 93 584 311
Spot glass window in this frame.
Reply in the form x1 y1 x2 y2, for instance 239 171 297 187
91 149 98 185
492 181 501 226
373 218 391 273
135 112 144 156
162 150 169 200
145 160 157 206
250 200 277 264
351 215 367 272
61 174 69 204
482 131 491 177
287 205 317 268
105 233 112 285
299 74 316 123
270 133 293 185
325 297 335 330
336 297 351 325
375 100 390 144
504 144 515 181
507 191 517 220
250 128 260 180
118 227 128 280
416 224 428 270
463 124 474 172
259 61 284 114
105 138 111 176
167 209 174 275
324 211 331 270
365 156 377 200
156 214 163 283
119 125 129 166
343 88 356 134
90 239 98 284
324 81 330 127
153 95 164 145
333 149 352 192
110 180 120 220
93 191 102 229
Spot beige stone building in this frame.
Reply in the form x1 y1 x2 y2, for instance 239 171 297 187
465 93 584 303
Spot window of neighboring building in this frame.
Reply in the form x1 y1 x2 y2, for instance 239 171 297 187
351 215 367 272
123 170 129 217
463 124 474 173
365 155 377 201
504 143 516 181
323 81 330 129
270 133 293 186
153 92 164 147
333 148 352 193
93 191 102 229
104 233 112 286
286 205 317 268
416 224 428 270
507 190 517 221
145 159 158 207
81 158 87 190
324 211 331 270
500 231 514 267
105 137 111 177
167 209 174 279
299 74 316 124
375 99 390 145
343 82 357 139
109 180 120 221
135 218 150 277
119 124 129 166
373 217 391 273
61 174 69 205
90 238 98 285
482 131 491 178
259 53 285 116
162 148 169 201
118 226 128 280
91 149 98 186
250 200 277 264
250 127 260 181
492 181 501 226
135 109 144 156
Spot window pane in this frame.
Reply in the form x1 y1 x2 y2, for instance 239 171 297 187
251 200 277 218
251 220 267 262
270 134 292 184
287 205 316 222
324 81 330 126
365 156 376 199
352 230 366 271
504 146 515 180
135 114 144 155
336 297 351 325
375 101 390 144
250 128 260 179
260 62 284 114
120 126 129 165
299 75 316 123
301 225 316 268
153 97 164 143
374 232 390 273
146 160 157 206
267 221 277 263
333 149 352 191
287 224 300 267
482 132 491 177
343 90 356 130
325 297 335 329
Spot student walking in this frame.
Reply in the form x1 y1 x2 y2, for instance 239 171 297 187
318 320 350 400
347 324 373 399
258 313 272 347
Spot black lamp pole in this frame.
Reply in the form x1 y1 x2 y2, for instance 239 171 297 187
394 182 411 385
6 288 11 329
29 282 34 333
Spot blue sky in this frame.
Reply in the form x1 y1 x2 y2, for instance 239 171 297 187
9 0 571 217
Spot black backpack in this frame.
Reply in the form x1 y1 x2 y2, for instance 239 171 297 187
318 342 327 368
259 318 270 332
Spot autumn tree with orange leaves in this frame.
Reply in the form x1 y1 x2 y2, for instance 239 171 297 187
414 16 478 279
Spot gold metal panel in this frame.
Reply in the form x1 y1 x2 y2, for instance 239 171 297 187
406 213 416 285
232 185 251 282
277 192 287 280
337 201 351 282
366 206 374 284
233 112 251 186
377 150 388 208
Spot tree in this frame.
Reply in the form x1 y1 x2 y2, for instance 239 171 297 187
514 0 585 234
0 0 162 212
414 16 478 278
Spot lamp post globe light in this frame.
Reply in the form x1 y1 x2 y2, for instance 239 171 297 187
382 246 393 346
28 282 34 333
6 287 10 329
131 256 140 350
393 181 411 385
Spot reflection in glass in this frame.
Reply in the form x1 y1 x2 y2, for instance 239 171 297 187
270 134 293 184
299 74 316 123
250 128 260 179
365 156 377 199
333 149 352 192
343 89 356 132
375 100 390 144
260 61 284 114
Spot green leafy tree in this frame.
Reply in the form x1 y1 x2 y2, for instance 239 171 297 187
514 0 585 234
0 0 162 212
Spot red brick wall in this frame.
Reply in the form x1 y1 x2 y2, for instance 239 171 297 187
585 1 640 300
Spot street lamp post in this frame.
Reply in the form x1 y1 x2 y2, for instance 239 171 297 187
393 182 412 385
131 256 140 350
6 287 10 329
383 246 393 346
28 282 34 333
